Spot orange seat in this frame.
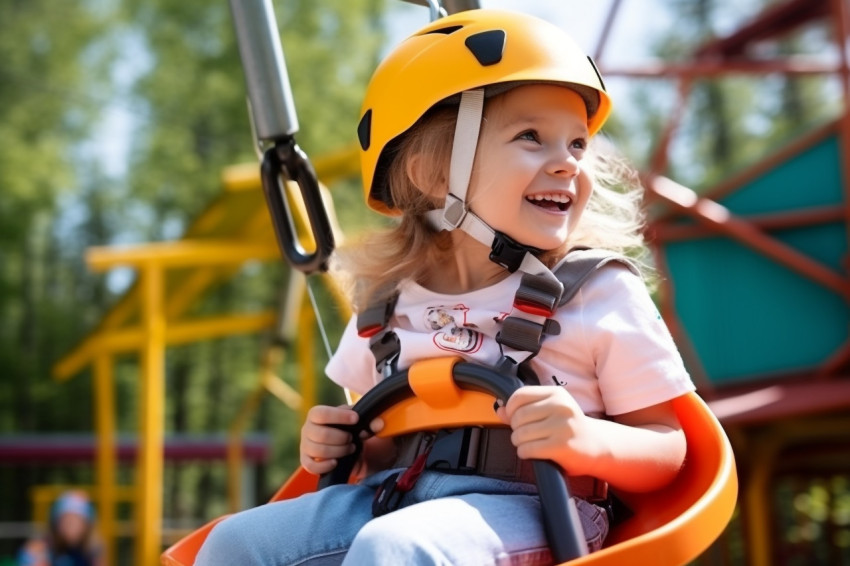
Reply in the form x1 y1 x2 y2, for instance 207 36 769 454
163 358 736 566
564 391 738 566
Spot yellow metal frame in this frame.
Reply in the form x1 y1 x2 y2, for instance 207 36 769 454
51 146 358 566
225 270 351 513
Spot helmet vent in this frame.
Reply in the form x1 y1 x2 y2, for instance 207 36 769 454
423 25 462 35
464 29 505 67
358 109 372 151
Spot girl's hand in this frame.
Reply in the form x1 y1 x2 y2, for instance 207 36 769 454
299 405 384 476
498 387 687 492
496 386 599 475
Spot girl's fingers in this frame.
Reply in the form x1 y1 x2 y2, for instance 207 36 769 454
301 438 356 461
300 453 337 475
510 418 557 447
513 437 556 462
506 387 577 428
353 417 384 441
507 398 551 429
369 417 385 434
302 423 353 446
300 404 363 476
307 405 358 426
504 388 547 416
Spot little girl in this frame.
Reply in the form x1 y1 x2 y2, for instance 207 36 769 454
197 8 693 565
17 490 104 566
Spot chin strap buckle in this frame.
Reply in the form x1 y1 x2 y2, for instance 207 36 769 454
442 193 467 230
489 231 542 273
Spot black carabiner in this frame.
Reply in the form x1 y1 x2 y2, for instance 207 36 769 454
260 137 335 274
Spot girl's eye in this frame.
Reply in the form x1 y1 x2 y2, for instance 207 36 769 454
570 138 588 151
516 130 540 143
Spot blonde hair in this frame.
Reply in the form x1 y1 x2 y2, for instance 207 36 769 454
556 136 648 259
334 93 649 312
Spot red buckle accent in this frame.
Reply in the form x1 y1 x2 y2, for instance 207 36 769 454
358 324 383 338
396 452 428 491
514 299 554 318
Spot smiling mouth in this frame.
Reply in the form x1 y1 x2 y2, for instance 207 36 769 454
526 194 572 212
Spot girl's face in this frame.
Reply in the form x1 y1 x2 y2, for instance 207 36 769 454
56 512 88 546
467 84 592 252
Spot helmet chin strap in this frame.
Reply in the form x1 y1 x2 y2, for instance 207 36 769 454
425 89 560 287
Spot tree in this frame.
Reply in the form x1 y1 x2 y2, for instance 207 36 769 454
0 0 120 555
119 0 388 521
0 0 389 557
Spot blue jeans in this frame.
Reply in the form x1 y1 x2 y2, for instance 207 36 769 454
195 469 609 566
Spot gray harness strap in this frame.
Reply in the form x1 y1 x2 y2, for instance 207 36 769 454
356 288 401 378
359 248 638 379
495 249 638 378
554 248 639 307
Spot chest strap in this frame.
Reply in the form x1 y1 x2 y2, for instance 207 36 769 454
496 248 639 378
357 248 639 380
356 289 400 378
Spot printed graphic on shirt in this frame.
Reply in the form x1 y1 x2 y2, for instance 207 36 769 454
425 305 483 353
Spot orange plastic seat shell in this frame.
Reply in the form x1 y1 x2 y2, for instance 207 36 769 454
162 362 737 566
161 517 224 566
564 392 738 566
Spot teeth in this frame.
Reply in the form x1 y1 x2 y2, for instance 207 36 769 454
528 193 571 203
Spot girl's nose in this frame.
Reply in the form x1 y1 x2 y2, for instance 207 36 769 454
546 148 580 178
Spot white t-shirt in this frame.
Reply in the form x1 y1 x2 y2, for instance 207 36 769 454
326 263 694 416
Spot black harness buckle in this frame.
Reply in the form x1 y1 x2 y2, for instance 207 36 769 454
372 471 405 517
372 433 435 517
370 330 401 379
426 428 481 473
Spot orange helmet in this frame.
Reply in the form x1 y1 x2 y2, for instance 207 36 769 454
357 8 611 215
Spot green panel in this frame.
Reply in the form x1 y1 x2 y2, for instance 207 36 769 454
664 223 848 384
721 135 843 214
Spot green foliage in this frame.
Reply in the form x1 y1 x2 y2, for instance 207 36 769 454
124 0 386 238
0 0 116 429
775 475 850 565
0 1 120 557
0 0 387 554
118 0 388 523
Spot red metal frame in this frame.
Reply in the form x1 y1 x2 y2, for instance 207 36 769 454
0 434 269 464
595 0 850 382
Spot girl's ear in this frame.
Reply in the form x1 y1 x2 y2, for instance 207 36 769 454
406 152 446 198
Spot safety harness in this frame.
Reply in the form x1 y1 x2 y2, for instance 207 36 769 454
357 248 639 517
356 247 638 381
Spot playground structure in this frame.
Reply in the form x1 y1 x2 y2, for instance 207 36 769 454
0 434 268 540
38 0 850 564
48 150 354 566
605 0 850 564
